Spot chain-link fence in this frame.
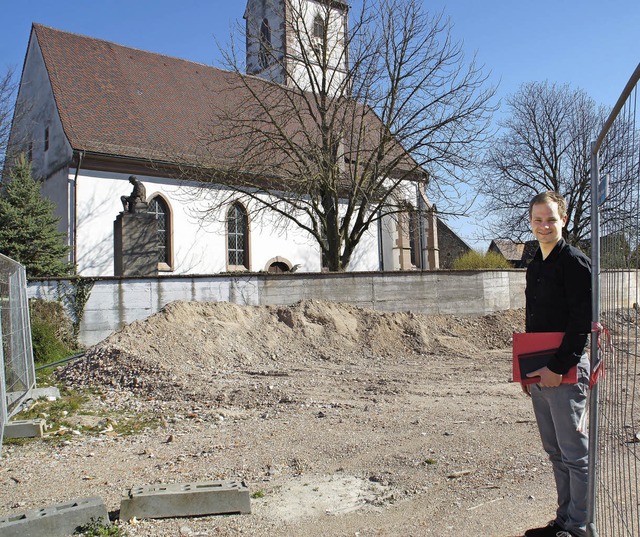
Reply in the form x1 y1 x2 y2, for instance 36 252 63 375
589 62 640 537
0 253 36 444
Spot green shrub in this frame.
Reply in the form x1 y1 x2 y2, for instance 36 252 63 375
452 250 512 270
29 299 77 364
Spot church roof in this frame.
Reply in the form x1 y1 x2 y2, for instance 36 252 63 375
32 23 243 167
30 23 420 180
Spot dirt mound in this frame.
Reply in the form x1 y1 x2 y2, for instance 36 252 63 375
56 300 525 403
11 300 553 537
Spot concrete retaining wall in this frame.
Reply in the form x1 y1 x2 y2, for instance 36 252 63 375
27 269 640 348
29 270 529 347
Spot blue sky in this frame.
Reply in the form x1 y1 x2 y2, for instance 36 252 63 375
1 1 638 248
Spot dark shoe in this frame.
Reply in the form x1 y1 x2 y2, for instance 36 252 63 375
524 521 563 537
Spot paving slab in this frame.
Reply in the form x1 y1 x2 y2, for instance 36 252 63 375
119 480 251 521
0 496 109 537
7 386 61 407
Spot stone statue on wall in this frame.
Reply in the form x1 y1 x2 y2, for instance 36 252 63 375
121 176 147 213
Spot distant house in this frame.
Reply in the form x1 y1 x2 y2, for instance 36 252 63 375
6 0 468 277
488 239 538 268
437 219 472 269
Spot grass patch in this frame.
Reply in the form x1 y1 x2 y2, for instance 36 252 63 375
74 517 126 536
29 299 79 365
4 378 161 446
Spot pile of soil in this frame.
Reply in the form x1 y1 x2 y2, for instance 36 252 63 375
56 300 523 405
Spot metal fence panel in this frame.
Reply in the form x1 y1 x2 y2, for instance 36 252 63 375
590 63 640 537
0 253 36 444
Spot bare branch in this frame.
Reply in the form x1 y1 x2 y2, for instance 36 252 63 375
0 66 17 174
480 81 637 246
179 0 495 270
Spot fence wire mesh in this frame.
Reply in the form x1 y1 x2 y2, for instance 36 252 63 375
0 253 36 444
590 63 640 537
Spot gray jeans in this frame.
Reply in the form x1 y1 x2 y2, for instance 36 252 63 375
530 354 590 537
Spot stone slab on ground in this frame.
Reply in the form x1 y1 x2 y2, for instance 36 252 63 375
0 496 108 537
6 386 61 407
119 480 251 521
4 419 46 439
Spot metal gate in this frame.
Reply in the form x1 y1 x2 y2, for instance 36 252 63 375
0 253 36 444
589 62 640 537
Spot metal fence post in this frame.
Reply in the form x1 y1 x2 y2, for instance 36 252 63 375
587 141 601 537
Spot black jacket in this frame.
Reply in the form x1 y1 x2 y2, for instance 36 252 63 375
525 239 592 374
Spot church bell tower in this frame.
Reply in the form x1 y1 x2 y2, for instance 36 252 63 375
244 0 349 94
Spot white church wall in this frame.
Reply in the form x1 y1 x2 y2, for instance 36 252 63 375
248 209 323 272
72 169 375 276
40 167 71 245
9 29 73 241
73 170 144 276
9 33 74 181
348 224 381 271
73 169 235 276
10 31 76 255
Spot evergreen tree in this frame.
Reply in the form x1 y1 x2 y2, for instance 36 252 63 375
0 154 74 277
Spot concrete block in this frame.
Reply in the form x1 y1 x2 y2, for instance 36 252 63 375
7 387 62 408
119 480 251 521
0 496 109 537
4 419 46 439
29 386 62 400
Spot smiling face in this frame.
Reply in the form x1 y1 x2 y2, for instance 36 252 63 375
530 201 567 252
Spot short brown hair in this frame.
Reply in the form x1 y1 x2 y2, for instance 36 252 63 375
529 191 567 218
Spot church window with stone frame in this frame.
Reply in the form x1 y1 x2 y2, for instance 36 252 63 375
147 195 172 270
409 207 421 268
396 205 422 270
313 14 325 39
259 18 272 69
312 14 325 55
227 202 249 270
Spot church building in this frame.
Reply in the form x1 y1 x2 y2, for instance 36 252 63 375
6 0 465 277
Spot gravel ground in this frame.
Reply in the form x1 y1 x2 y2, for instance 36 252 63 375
0 300 557 536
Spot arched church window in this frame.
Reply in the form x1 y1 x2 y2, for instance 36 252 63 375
147 195 171 268
313 15 325 40
259 18 272 69
227 202 249 269
312 14 325 55
409 207 420 268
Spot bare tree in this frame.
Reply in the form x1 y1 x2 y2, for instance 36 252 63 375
182 0 495 271
480 80 636 246
0 66 17 176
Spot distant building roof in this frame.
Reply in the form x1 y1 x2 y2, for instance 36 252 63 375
488 240 525 262
488 239 538 268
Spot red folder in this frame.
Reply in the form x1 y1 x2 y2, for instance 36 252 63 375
512 332 578 384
